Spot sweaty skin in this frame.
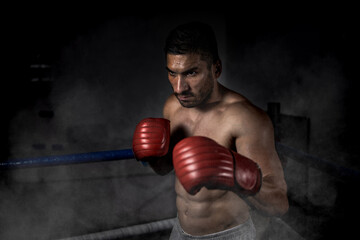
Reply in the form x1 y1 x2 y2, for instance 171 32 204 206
155 53 288 236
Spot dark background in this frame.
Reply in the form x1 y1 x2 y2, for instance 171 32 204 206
1 5 359 240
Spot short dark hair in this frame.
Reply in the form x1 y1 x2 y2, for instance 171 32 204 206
164 21 220 65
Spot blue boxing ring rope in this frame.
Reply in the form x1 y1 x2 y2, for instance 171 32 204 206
1 143 359 182
0 149 134 169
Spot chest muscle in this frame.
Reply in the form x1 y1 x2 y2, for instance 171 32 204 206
170 110 234 150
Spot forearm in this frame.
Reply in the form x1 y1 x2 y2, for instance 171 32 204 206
246 175 289 217
148 153 173 176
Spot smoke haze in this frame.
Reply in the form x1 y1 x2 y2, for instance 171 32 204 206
2 9 358 239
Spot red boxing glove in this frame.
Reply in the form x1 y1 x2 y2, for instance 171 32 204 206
173 136 262 195
132 118 170 160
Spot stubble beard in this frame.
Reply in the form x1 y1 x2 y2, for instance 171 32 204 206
176 78 214 108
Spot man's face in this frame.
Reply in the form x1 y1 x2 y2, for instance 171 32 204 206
166 53 216 108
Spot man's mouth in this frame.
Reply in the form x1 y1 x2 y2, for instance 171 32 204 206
177 93 196 101
177 95 192 101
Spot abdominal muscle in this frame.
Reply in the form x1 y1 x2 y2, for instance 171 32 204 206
175 178 251 236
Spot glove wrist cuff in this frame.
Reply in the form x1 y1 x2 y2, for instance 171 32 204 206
231 150 262 195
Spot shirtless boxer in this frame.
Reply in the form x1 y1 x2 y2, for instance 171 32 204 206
133 22 288 239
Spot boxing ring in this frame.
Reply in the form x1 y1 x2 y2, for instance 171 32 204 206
1 103 359 240
1 143 357 239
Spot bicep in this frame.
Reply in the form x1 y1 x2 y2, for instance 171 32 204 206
234 113 286 190
230 105 288 215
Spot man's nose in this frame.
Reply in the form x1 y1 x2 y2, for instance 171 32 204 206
174 75 189 94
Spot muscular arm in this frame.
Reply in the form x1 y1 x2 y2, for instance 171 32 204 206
147 152 173 175
147 95 178 175
231 103 289 216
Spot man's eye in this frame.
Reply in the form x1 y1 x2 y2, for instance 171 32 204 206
187 71 197 77
168 71 176 77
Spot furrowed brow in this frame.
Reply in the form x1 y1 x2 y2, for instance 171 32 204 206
165 67 175 73
166 66 198 74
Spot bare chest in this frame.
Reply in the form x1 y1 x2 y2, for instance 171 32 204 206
170 109 234 149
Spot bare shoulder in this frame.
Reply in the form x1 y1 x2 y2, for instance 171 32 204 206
223 91 273 138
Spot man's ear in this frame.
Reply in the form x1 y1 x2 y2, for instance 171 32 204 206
214 59 222 78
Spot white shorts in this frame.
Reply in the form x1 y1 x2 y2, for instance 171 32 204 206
169 217 256 240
